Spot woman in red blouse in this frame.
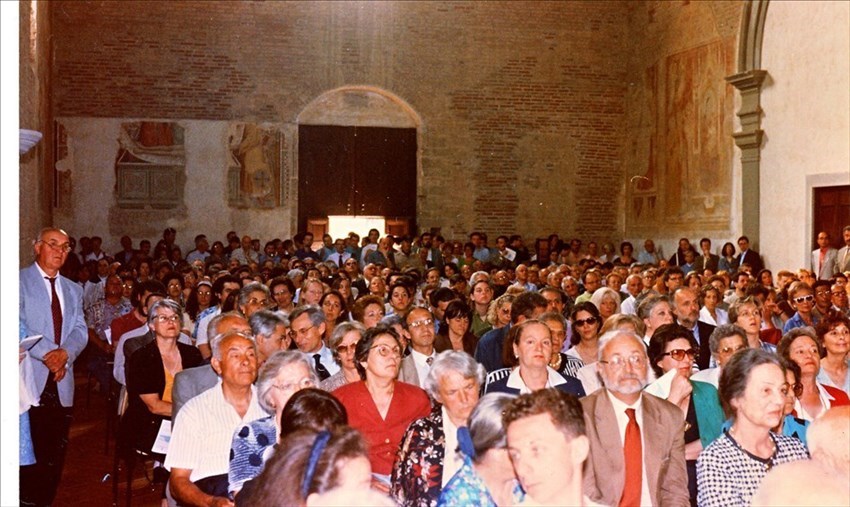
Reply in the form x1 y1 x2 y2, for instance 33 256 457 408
333 325 431 491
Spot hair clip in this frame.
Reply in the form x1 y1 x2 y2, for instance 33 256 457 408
301 430 332 497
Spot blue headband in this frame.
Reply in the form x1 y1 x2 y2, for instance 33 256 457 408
301 430 332 498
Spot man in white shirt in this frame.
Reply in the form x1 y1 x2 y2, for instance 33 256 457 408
581 330 689 507
166 330 266 506
398 307 436 388
619 274 644 315
289 305 339 380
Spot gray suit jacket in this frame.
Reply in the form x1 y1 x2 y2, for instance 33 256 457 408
20 263 88 407
838 246 850 274
581 389 689 507
812 248 839 279
396 354 421 387
171 364 218 421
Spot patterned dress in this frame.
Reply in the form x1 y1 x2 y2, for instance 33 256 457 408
391 406 445 507
437 455 524 507
696 431 809 507
228 416 277 494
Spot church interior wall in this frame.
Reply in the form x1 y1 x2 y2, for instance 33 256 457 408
760 0 850 271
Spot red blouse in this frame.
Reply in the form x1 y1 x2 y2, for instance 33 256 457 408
333 380 431 475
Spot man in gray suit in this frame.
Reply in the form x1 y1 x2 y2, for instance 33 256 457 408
20 227 88 506
171 312 251 419
835 226 850 275
397 307 436 388
812 231 839 280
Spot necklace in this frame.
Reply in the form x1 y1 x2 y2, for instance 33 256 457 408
549 354 562 371
728 427 777 470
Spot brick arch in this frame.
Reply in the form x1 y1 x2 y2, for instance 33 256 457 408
296 86 422 129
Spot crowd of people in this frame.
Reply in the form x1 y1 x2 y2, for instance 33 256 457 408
19 225 850 506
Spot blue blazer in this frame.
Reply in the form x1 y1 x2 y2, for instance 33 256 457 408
20 263 88 407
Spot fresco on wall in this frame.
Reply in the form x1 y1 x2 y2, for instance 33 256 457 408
626 38 734 231
227 123 282 208
115 121 185 209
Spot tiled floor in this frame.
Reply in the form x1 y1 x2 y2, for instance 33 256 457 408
50 373 163 507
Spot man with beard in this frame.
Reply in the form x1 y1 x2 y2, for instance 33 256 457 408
581 330 688 507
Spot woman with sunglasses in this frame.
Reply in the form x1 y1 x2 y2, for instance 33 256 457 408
815 313 850 396
320 322 366 392
777 327 850 421
333 325 431 491
565 302 603 367
775 358 810 445
783 282 819 333
648 324 724 505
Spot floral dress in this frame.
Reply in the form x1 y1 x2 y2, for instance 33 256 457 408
391 406 446 507
438 455 524 507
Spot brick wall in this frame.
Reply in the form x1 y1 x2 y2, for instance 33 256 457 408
50 1 741 250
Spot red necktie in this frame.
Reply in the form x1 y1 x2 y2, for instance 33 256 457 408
46 276 63 345
620 408 642 507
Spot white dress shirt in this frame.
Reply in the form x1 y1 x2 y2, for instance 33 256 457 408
606 390 652 507
409 348 434 388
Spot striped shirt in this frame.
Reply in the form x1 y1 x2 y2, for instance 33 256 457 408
165 381 266 482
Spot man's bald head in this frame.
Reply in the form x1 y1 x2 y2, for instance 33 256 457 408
208 311 251 339
808 405 850 478
752 460 850 506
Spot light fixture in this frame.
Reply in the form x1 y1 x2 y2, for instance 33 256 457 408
20 129 43 155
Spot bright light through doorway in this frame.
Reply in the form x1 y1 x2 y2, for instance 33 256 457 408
328 216 386 241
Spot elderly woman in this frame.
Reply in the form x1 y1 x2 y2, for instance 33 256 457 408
228 351 320 496
124 299 203 460
566 302 603 367
333 325 431 490
435 300 479 356
320 322 366 392
437 393 524 507
783 282 819 332
648 324 724 505
368 275 387 299
538 311 583 378
637 294 675 343
777 327 850 421
815 313 850 395
775 358 810 445
691 324 748 387
699 284 729 327
486 320 585 396
351 295 386 329
233 388 350 505
391 351 485 506
269 277 296 316
486 293 514 330
697 349 810 506
589 287 621 324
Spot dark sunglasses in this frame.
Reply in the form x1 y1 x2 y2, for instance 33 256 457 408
575 317 598 327
791 382 804 398
662 348 698 361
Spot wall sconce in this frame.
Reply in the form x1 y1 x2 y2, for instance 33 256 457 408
20 129 43 155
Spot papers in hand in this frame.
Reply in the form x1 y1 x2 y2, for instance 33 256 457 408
644 368 677 399
151 420 172 455
20 335 43 351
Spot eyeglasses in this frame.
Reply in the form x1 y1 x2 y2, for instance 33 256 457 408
718 344 747 355
815 290 831 297
248 297 271 307
154 314 181 324
599 355 646 368
370 344 402 358
409 318 434 329
793 295 814 304
336 343 358 355
288 325 314 339
39 240 72 253
197 291 212 297
662 348 698 361
272 377 316 393
575 317 598 327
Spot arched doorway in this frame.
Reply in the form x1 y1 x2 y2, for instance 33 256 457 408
296 86 421 240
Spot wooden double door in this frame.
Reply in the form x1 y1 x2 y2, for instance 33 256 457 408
298 125 417 234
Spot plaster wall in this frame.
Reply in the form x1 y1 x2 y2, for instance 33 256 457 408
760 0 850 271
54 119 296 255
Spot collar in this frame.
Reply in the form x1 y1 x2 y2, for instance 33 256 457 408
605 388 643 412
410 347 434 366
506 366 566 393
